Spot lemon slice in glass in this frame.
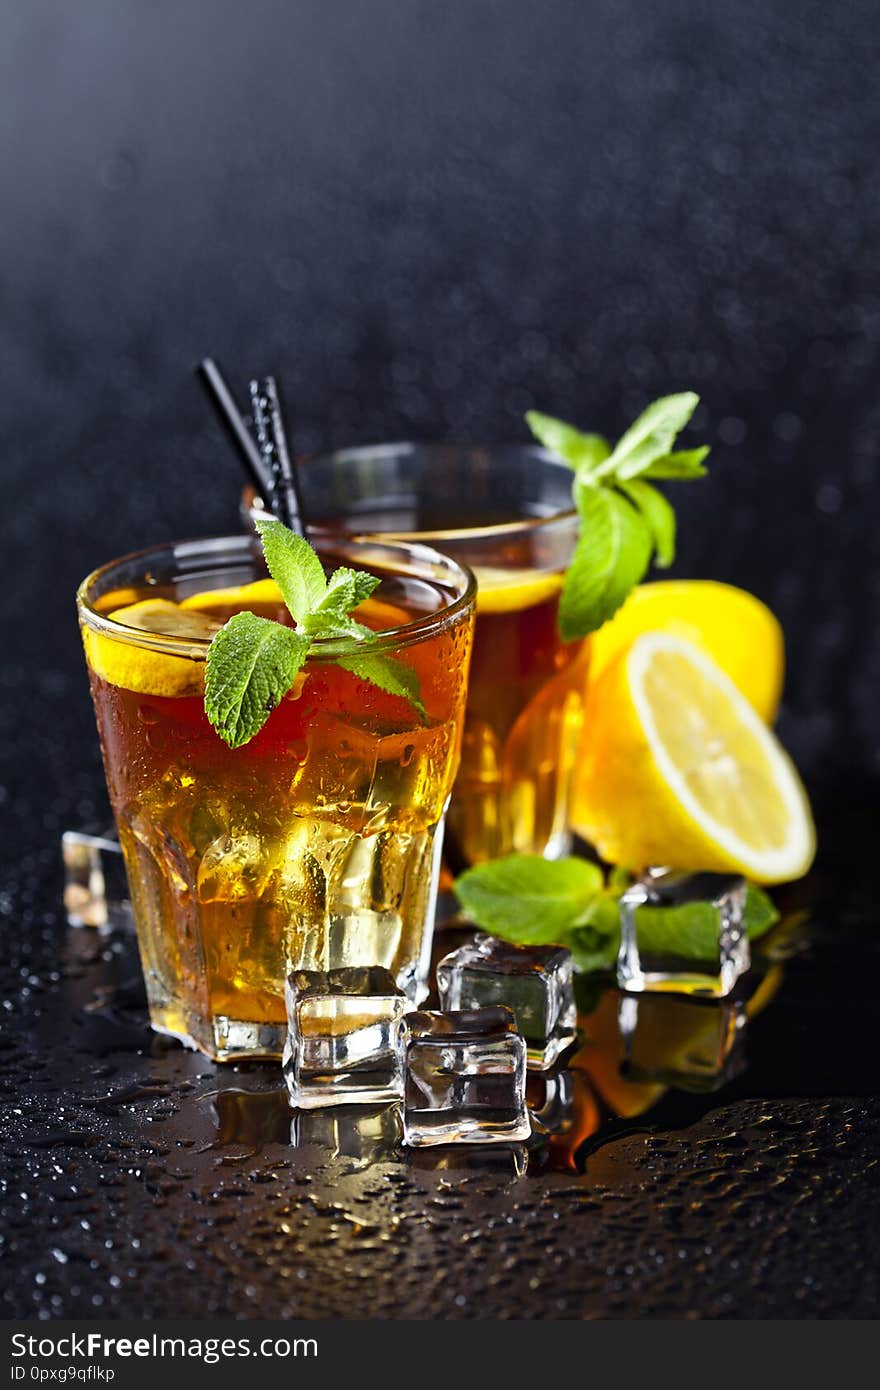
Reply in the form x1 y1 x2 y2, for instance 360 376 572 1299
474 567 564 615
82 599 219 698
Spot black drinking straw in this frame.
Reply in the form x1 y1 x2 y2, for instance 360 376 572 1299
249 376 308 537
197 358 275 503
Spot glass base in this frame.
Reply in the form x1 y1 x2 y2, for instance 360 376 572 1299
149 1009 287 1062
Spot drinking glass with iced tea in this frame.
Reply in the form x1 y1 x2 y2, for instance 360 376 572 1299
245 443 586 866
77 533 475 1060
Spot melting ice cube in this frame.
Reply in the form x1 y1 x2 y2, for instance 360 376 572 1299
284 966 407 1109
617 870 749 998
436 934 576 1069
402 1005 530 1146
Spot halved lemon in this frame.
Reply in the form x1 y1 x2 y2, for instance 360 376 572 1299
573 633 815 884
587 580 784 723
474 566 564 615
82 599 218 698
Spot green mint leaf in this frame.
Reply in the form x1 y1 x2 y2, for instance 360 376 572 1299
454 854 779 976
203 522 427 743
525 410 611 471
599 391 700 481
336 652 427 721
639 446 709 480
302 568 381 636
558 486 652 640
205 612 310 748
743 884 780 937
618 478 676 568
254 518 326 625
455 854 605 943
317 567 380 619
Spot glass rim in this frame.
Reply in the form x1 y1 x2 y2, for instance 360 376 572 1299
76 532 477 661
249 440 579 543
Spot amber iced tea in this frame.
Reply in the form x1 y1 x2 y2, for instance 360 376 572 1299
248 443 588 864
78 536 475 1060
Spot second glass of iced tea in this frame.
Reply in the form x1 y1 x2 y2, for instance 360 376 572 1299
246 444 587 867
78 534 475 1060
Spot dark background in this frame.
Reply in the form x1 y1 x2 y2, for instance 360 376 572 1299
2 0 879 845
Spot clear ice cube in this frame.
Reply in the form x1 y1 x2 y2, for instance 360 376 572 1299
436 934 577 1069
284 966 407 1109
62 829 129 929
618 993 746 1092
402 1005 530 1147
617 870 749 998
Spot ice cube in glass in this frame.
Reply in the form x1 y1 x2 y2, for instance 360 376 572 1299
617 870 749 997
284 966 407 1109
619 993 746 1092
436 934 576 1069
402 1005 530 1146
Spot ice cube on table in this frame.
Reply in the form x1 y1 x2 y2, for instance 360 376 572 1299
402 1005 530 1147
618 993 746 1092
436 934 577 1069
61 829 129 928
617 870 749 998
284 966 407 1109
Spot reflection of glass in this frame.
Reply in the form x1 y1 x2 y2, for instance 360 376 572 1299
619 994 746 1092
62 829 127 928
246 442 587 865
78 534 474 1061
291 1102 403 1163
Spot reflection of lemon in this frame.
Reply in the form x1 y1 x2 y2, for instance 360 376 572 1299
587 580 784 723
82 599 217 698
575 991 664 1118
474 566 564 615
573 633 815 884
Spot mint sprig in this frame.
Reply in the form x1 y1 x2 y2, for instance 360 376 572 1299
526 392 709 640
203 520 424 747
454 854 778 975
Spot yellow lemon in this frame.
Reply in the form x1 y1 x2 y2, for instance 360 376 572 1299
573 633 815 884
179 578 286 614
587 580 784 723
474 566 564 615
81 599 218 698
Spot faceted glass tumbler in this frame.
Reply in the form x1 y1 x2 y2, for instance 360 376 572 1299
77 533 475 1061
284 967 407 1109
618 994 746 1092
617 870 749 998
436 934 576 1069
402 1005 530 1147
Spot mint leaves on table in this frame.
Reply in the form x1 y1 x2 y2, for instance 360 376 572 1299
204 519 424 747
454 854 778 975
526 393 710 641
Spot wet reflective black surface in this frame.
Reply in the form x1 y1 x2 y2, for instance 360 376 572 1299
1 789 878 1319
